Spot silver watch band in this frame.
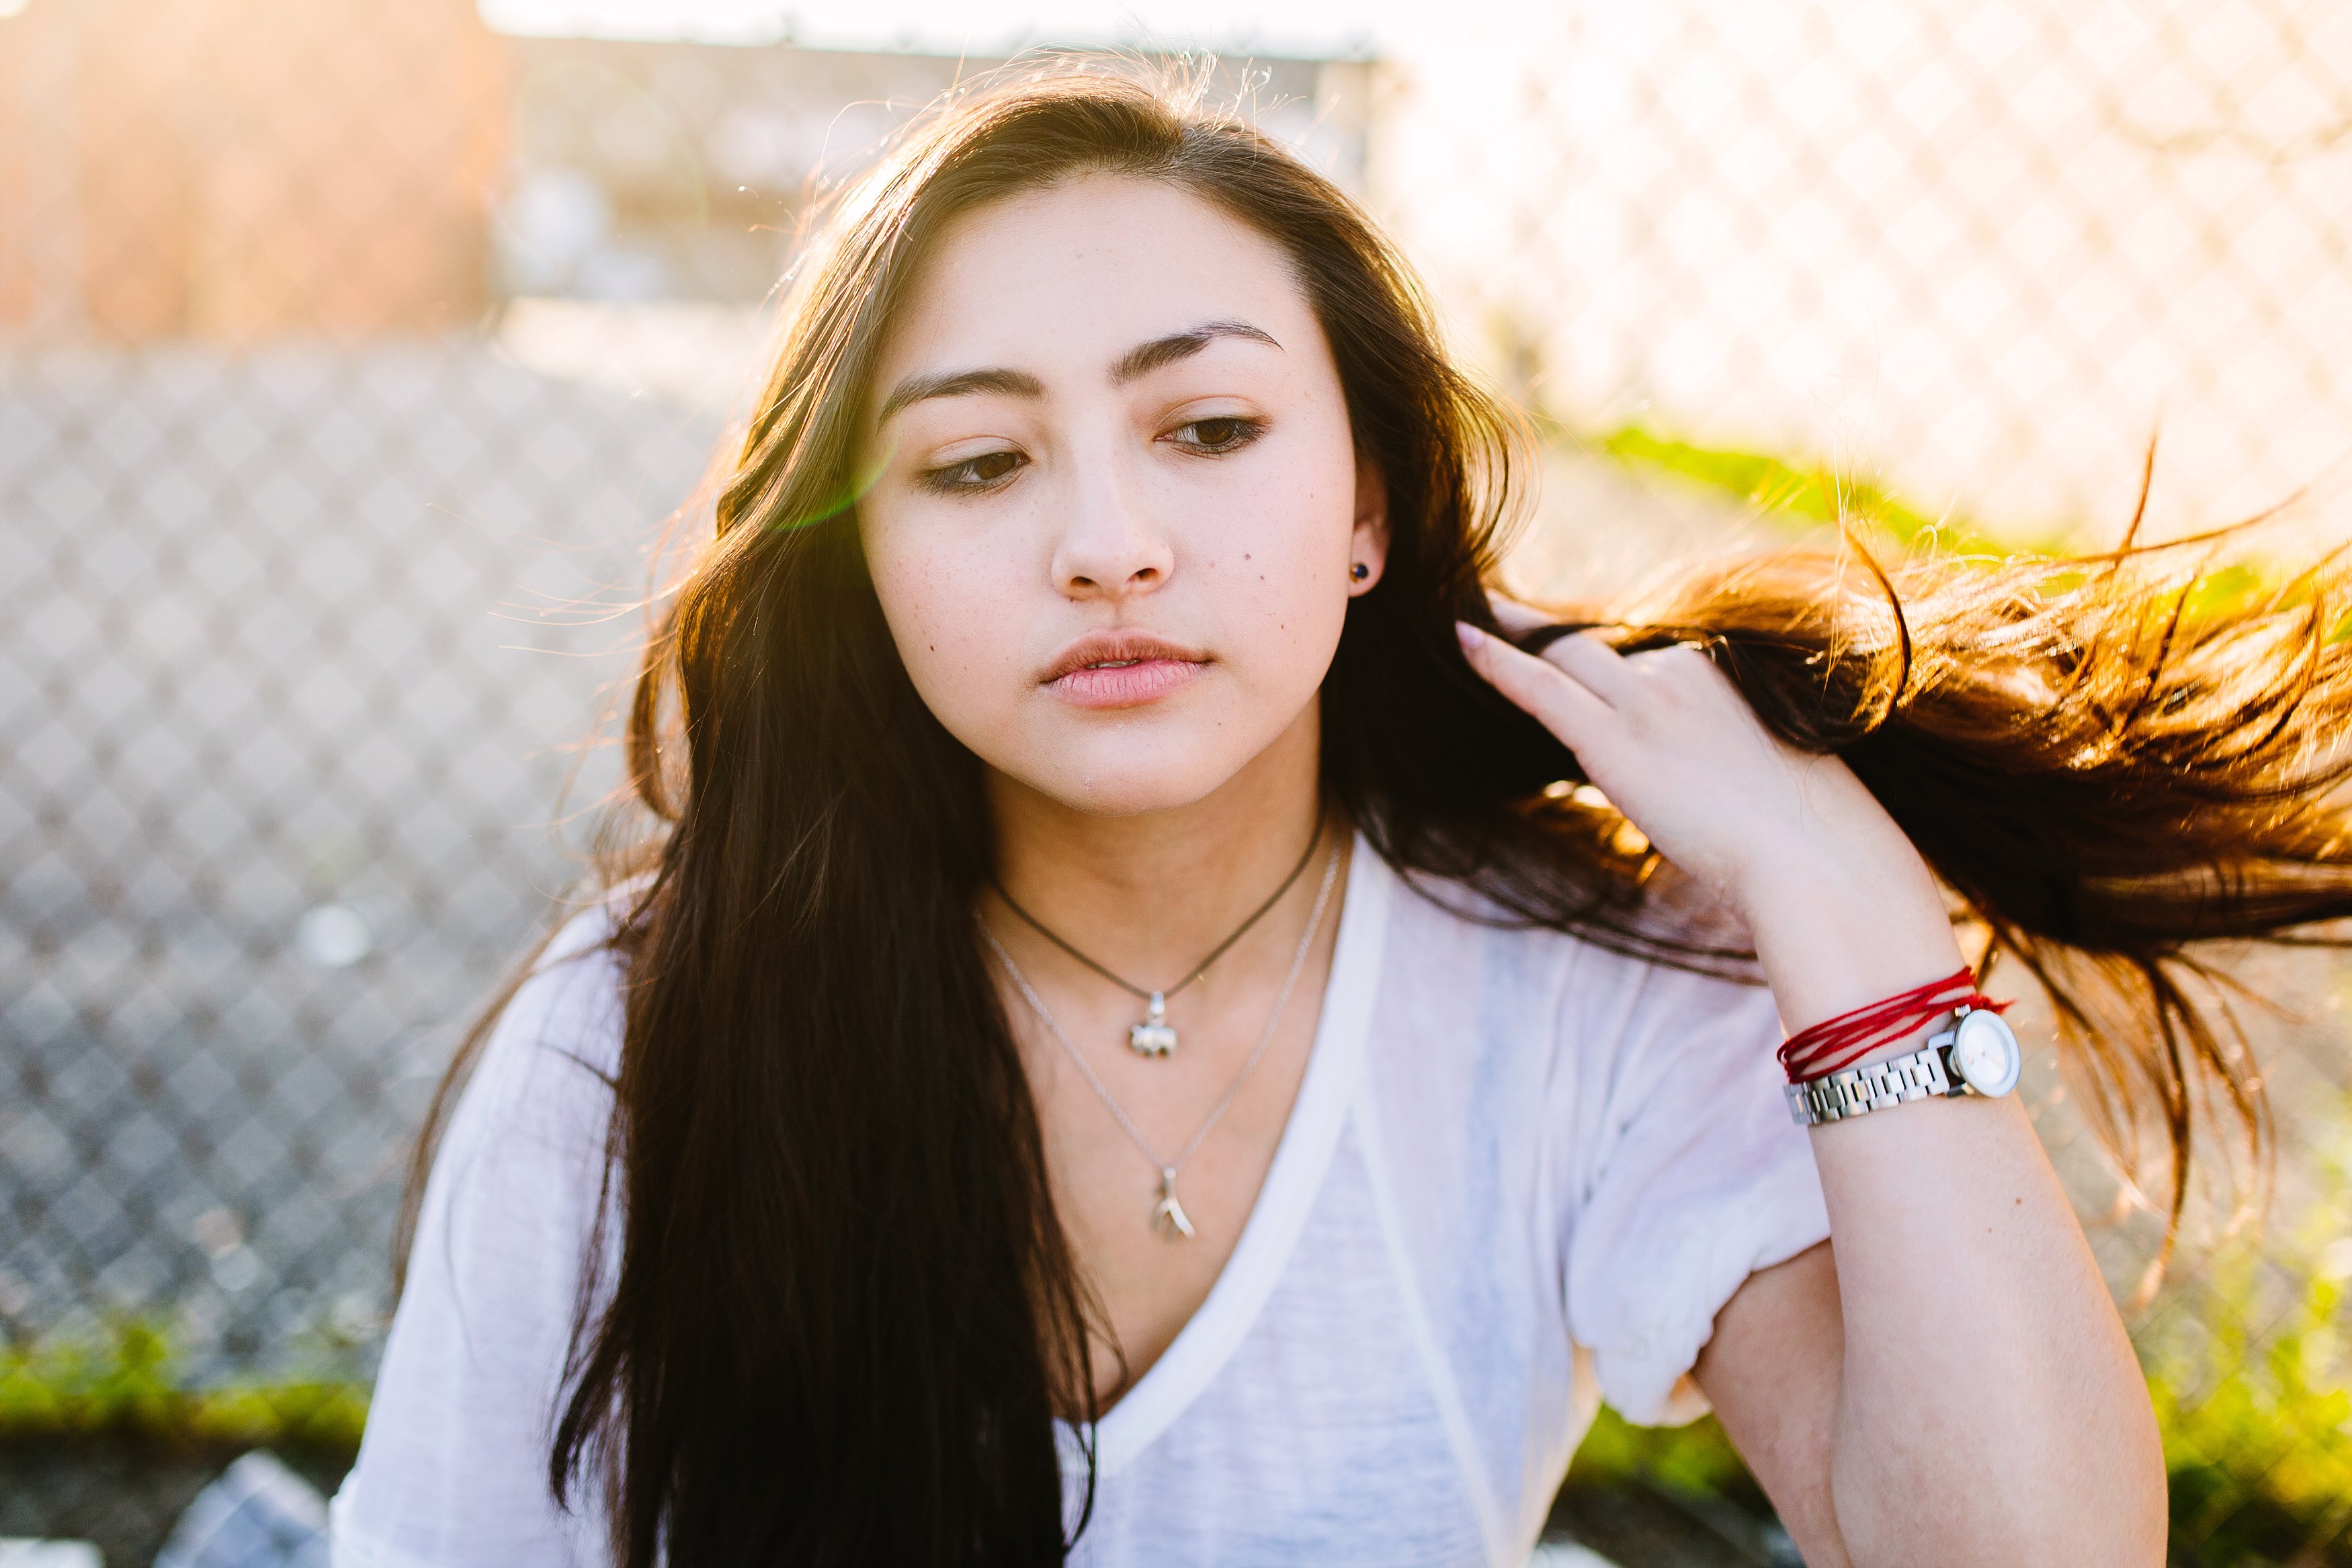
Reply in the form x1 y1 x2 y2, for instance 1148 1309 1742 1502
1783 1038 1966 1127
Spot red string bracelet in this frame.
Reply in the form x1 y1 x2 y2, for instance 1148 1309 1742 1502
1777 966 2012 1084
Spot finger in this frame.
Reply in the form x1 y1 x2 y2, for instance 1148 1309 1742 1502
1485 589 1554 638
1457 622 1615 751
1537 628 1638 708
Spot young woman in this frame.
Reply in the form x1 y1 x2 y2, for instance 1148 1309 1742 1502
332 64 2352 1568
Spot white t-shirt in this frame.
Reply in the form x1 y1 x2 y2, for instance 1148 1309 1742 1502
331 836 1831 1568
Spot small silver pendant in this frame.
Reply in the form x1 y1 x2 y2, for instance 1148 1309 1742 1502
1152 1167 1195 1239
1128 991 1177 1058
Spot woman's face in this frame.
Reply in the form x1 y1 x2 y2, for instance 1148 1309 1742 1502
857 175 1386 816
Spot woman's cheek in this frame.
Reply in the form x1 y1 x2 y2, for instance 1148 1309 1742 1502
1229 482 1353 675
876 524 1038 746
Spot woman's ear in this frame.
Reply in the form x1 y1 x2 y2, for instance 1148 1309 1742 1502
1348 453 1390 597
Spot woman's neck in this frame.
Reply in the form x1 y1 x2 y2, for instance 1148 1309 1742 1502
984 703 1329 981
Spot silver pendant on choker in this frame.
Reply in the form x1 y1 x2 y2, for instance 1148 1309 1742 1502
1128 992 1178 1058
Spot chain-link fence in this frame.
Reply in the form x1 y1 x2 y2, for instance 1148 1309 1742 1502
3 0 2349 1562
1381 0 2352 543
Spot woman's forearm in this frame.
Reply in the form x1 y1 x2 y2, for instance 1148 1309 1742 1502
1748 860 2167 1567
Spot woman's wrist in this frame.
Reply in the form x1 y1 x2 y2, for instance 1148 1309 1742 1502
1733 854 1967 1045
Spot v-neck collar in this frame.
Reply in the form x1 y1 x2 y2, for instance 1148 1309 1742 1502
1060 833 1394 1480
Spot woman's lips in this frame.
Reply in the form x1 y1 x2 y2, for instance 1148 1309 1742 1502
1048 657 1204 708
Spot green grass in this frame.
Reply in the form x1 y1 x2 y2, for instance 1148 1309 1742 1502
0 1321 368 1453
1565 1406 1769 1514
1585 422 2352 644
2138 1105 2352 1565
1588 421 2038 555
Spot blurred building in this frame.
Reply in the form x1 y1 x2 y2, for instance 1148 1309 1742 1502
0 0 505 341
0 0 1370 339
492 39 1370 304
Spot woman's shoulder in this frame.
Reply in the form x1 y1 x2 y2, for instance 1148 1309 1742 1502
509 891 632 1057
446 885 639 1160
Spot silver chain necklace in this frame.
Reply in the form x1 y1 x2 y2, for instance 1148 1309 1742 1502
982 845 1342 1241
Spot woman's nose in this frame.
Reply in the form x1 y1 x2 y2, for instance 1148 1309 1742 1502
1048 451 1173 602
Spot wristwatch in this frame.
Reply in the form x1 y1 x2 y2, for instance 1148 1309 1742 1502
1784 1005 2023 1127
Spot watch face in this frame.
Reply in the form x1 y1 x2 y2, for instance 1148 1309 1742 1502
1951 1010 2022 1098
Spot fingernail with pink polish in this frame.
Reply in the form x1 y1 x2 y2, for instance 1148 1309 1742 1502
1455 621 1485 652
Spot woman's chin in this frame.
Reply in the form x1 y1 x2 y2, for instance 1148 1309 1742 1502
970 687 1325 822
991 742 1272 820
1032 770 1244 819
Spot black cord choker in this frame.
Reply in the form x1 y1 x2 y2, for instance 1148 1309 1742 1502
987 803 1329 1058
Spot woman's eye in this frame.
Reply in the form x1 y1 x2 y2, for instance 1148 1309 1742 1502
1167 417 1263 455
919 449 1024 494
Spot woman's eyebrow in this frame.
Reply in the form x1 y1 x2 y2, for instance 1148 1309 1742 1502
875 367 1046 428
1113 320 1282 384
874 320 1282 429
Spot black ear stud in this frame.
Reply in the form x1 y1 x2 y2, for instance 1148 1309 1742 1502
1351 562 1370 581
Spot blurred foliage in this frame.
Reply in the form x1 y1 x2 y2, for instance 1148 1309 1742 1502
1589 423 2352 647
2141 1104 2352 1566
0 1320 367 1454
1590 421 2028 555
1567 1407 1771 1515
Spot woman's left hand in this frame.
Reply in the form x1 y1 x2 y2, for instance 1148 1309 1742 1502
1454 619 1931 935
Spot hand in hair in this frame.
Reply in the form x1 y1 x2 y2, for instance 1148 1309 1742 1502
1457 611 2169 1567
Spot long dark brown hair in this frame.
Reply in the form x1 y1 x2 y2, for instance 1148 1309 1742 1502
402 58 2352 1565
